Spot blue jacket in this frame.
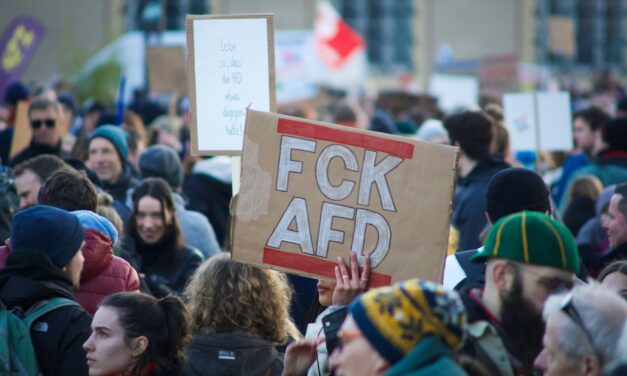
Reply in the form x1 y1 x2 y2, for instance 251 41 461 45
452 156 509 251
385 337 468 376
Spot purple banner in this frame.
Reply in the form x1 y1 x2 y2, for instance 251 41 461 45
0 16 45 96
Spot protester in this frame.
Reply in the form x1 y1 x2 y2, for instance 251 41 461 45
576 185 614 273
183 156 233 246
444 111 510 251
0 205 91 375
563 175 603 237
553 107 610 207
72 210 140 314
13 154 68 208
122 177 203 297
566 116 627 191
84 292 191 376
415 119 449 145
534 283 627 375
38 168 99 212
283 279 469 376
96 192 124 246
304 251 371 376
185 253 300 376
458 211 579 375
443 167 553 291
598 260 627 300
597 183 627 270
138 144 221 258
0 166 18 243
8 97 70 167
87 125 139 218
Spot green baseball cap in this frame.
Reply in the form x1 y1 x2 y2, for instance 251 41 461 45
471 211 580 274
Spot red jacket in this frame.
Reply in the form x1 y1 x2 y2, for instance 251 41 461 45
75 229 140 314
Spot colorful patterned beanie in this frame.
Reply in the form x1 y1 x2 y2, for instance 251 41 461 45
349 279 467 365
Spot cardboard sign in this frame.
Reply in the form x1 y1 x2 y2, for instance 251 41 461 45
232 110 459 286
186 14 276 156
146 46 187 95
503 92 573 151
549 16 575 57
429 74 479 112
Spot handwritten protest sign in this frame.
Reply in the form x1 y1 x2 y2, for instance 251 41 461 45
146 46 187 95
186 14 275 155
429 74 479 112
503 91 572 151
232 110 458 286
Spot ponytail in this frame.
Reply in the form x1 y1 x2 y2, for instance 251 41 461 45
100 292 191 375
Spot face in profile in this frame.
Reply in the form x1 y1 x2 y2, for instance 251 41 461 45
83 306 141 376
317 279 336 307
15 169 41 209
329 315 388 376
135 196 171 244
63 244 85 290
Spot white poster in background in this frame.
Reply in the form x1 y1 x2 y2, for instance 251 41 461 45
503 91 573 152
429 74 479 112
503 93 538 151
275 31 319 105
537 92 573 151
189 16 273 155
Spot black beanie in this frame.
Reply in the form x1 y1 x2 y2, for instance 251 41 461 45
485 168 551 222
601 117 627 152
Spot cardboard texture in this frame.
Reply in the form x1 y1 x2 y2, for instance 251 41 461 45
10 101 71 159
232 110 459 287
146 46 187 95
186 14 276 156
549 16 575 57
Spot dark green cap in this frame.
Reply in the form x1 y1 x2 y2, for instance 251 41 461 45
471 211 580 274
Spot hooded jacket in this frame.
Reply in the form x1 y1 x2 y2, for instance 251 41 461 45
75 228 140 314
185 331 283 376
0 249 92 376
452 156 510 251
385 337 468 376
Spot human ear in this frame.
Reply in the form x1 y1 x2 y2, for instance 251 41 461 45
490 262 515 293
130 336 149 358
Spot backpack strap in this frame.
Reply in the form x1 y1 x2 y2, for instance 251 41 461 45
22 297 81 331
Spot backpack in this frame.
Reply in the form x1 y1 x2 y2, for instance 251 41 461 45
0 297 80 376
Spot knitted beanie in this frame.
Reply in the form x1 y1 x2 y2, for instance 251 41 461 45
89 125 129 163
72 210 118 243
139 145 183 189
485 168 551 222
11 205 84 268
349 279 467 365
472 211 580 273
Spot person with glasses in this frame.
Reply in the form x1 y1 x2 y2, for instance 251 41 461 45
282 279 469 376
8 97 70 167
457 211 580 376
534 283 627 375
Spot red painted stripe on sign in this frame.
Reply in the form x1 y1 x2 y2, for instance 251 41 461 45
263 247 392 287
277 118 414 159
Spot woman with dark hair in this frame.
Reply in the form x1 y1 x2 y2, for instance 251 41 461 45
599 260 627 300
122 177 203 297
83 292 191 375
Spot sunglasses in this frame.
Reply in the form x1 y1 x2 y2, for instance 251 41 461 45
560 292 603 361
30 119 56 129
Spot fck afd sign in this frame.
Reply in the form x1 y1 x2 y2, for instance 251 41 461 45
232 110 458 286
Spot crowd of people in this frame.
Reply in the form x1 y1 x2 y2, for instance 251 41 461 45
0 74 626 376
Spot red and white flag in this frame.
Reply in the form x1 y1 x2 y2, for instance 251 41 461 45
314 1 366 69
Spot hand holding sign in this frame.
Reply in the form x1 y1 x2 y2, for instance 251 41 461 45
333 251 371 306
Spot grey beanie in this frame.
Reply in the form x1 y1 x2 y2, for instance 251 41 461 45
139 145 183 189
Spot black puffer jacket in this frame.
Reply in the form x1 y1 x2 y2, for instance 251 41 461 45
185 331 283 376
0 249 92 376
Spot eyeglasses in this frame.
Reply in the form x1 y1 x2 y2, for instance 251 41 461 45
560 292 603 361
30 119 56 129
336 330 363 350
